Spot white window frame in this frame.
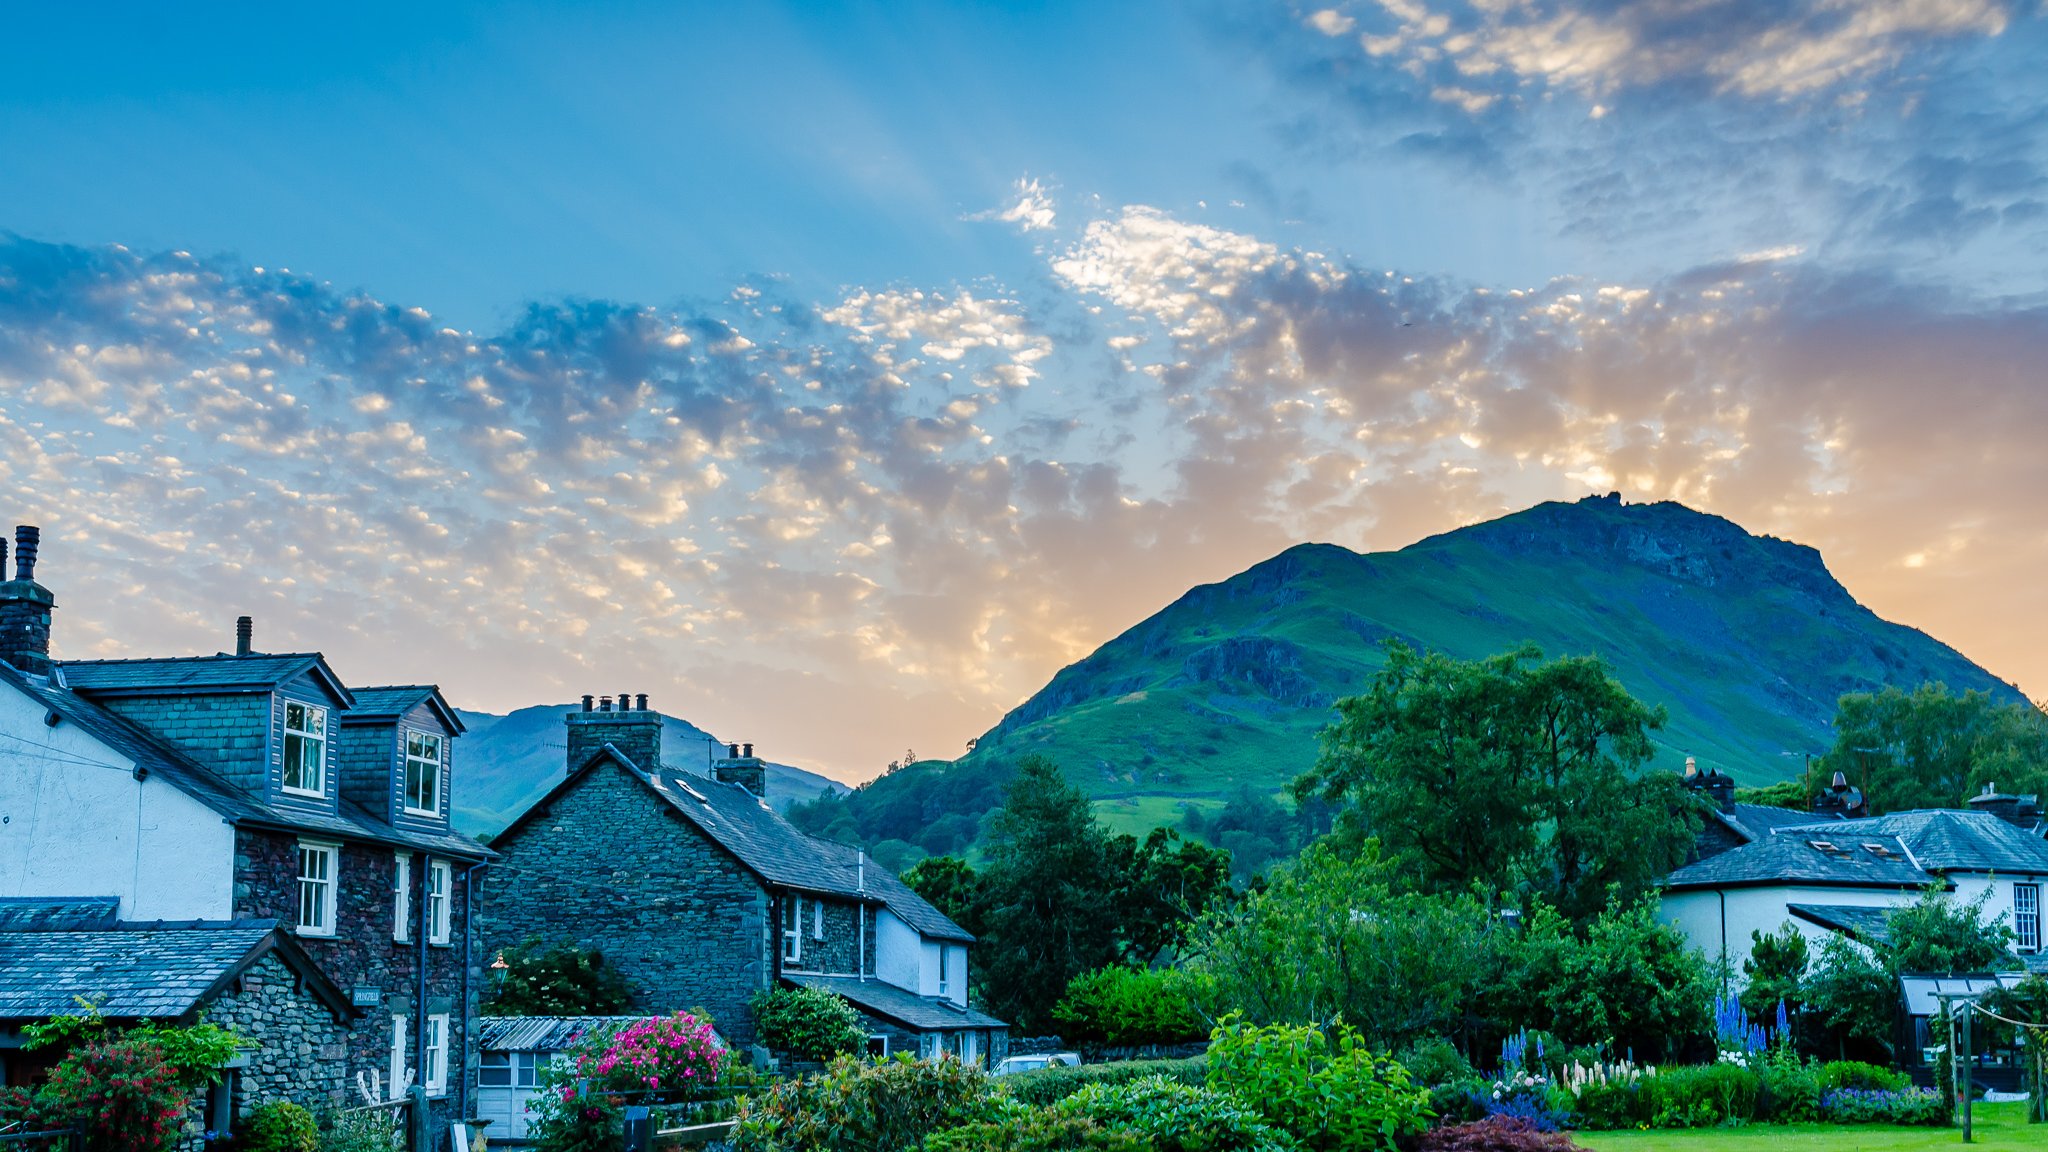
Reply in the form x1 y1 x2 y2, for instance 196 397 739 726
393 852 413 942
424 1013 450 1094
403 729 444 817
938 945 951 997
280 701 329 797
813 897 825 941
428 859 453 945
296 841 338 937
782 895 803 965
389 1015 406 1094
2017 882 2041 953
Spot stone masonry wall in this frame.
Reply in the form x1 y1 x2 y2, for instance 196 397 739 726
783 897 866 977
476 761 774 1046
234 830 477 1131
204 952 351 1112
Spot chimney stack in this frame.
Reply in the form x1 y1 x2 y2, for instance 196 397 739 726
1812 769 1868 819
716 741 766 796
564 689 662 775
235 615 253 657
1968 781 2041 829
1680 755 1734 813
0 525 56 675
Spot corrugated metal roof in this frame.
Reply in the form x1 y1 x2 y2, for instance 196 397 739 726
783 975 1007 1031
475 1016 657 1052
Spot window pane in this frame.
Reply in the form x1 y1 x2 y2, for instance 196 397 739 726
283 734 303 789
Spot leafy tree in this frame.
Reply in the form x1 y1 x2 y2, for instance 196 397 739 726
1109 827 1234 966
1299 642 1700 918
1741 921 1810 1020
1978 974 2048 1123
1181 786 1327 883
901 855 984 938
975 756 1126 1032
1803 934 1896 1060
1187 840 1490 1047
1883 882 2015 974
1490 897 1714 1062
1052 966 1213 1047
1824 683 2048 812
1735 780 1811 810
485 937 633 1016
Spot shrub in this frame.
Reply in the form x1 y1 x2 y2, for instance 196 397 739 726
1755 1052 1820 1124
1640 1064 1760 1128
925 1106 1152 1152
1567 1082 1643 1130
1053 968 1212 1048
1420 1116 1591 1152
1206 1017 1430 1151
751 986 868 1063
527 1013 728 1152
243 1103 318 1152
1820 1088 1948 1126
732 1055 1000 1152
1002 1058 1206 1107
1057 1076 1286 1152
1427 1081 1489 1126
37 1037 189 1152
1816 1060 1908 1092
485 938 632 1016
1398 1038 1476 1088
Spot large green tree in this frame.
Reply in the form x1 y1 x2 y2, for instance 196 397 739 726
972 756 1127 1032
1298 642 1701 917
1823 683 2048 812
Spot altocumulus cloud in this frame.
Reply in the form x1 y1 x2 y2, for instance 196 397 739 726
2 197 2046 777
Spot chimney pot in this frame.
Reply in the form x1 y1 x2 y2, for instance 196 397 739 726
13 526 39 582
620 689 631 712
1832 770 1848 788
728 743 740 758
636 693 648 711
1683 755 1697 778
599 695 612 712
581 694 594 713
235 615 253 657
743 741 754 758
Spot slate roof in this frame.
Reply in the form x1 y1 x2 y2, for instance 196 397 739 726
0 662 488 861
503 746 972 943
1786 903 1896 947
343 685 466 735
60 653 354 707
1733 804 1840 838
783 974 1007 1031
0 897 118 932
0 915 352 1022
1663 830 1931 891
1778 810 2048 876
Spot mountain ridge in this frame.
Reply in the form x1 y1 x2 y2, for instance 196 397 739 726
790 495 2021 867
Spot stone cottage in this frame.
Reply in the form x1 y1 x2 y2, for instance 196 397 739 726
0 525 492 1140
478 697 1007 1063
0 897 354 1124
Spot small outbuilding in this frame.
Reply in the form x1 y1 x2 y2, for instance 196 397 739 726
472 1016 646 1142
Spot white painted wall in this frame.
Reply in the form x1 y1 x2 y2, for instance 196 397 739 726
0 681 233 920
874 908 921 991
1660 885 1917 975
1662 872 2048 978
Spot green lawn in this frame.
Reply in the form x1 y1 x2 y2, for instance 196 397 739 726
1578 1104 2034 1152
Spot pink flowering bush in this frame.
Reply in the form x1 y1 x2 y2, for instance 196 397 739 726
529 1013 729 1152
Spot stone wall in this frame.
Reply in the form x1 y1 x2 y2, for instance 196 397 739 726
477 759 774 1045
783 897 866 976
205 952 352 1113
234 830 477 1130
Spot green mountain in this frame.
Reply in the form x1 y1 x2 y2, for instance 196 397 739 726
790 495 2021 863
452 704 847 836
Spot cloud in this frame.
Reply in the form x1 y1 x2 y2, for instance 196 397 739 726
968 177 1058 233
3 200 2047 780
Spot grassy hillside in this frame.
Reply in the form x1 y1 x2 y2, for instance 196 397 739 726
452 703 847 835
790 495 2020 862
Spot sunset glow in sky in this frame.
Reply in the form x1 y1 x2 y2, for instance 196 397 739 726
3 1 2045 781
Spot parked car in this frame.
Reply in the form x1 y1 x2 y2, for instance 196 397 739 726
991 1052 1081 1076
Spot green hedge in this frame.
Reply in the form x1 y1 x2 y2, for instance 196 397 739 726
1000 1057 1206 1107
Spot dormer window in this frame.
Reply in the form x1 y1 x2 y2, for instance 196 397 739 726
404 731 444 816
282 702 329 797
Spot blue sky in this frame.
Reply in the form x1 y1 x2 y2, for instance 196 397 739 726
3 2 2046 779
